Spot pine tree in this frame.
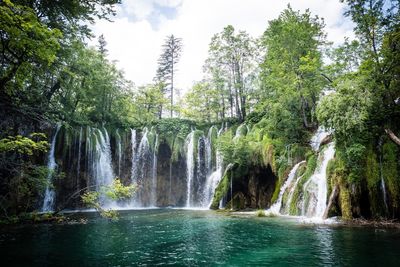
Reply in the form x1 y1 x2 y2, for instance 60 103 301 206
156 35 183 118
98 34 108 56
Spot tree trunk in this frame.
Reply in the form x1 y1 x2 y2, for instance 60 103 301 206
323 184 339 219
171 51 174 118
385 128 400 146
228 83 234 118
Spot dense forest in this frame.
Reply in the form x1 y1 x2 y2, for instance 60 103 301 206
0 0 399 223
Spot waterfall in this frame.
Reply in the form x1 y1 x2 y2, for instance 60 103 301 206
267 161 305 215
150 134 158 206
205 130 213 173
201 126 223 207
379 146 389 212
285 171 304 214
76 127 83 191
186 131 195 207
92 128 115 207
42 124 61 212
115 129 122 177
134 128 150 206
310 127 330 151
233 123 247 141
169 159 172 205
301 143 335 218
204 152 223 207
230 170 233 210
130 129 137 183
85 127 93 187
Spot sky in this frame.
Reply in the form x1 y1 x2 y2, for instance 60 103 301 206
90 0 355 92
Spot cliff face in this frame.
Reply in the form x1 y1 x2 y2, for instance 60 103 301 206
155 141 187 206
211 164 277 210
38 123 400 221
229 165 277 209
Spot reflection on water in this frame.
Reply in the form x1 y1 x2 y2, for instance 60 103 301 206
315 227 334 266
1 209 400 266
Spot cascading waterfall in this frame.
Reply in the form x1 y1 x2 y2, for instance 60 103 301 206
284 167 305 214
92 128 115 207
130 129 137 183
115 129 122 177
85 127 93 187
310 127 330 151
379 144 389 212
135 128 151 206
76 127 83 191
202 152 223 207
185 131 195 207
267 161 305 215
42 124 61 212
150 134 158 206
201 126 223 207
39 124 226 210
301 142 335 218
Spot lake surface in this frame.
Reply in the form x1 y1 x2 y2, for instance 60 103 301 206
1 209 400 266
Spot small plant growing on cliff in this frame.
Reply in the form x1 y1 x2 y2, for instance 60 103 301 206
81 179 136 220
256 209 266 217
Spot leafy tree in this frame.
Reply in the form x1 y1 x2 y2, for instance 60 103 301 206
132 84 168 124
205 25 257 121
0 133 50 216
340 0 400 145
181 81 220 122
258 6 327 143
98 34 108 56
155 35 183 118
81 179 136 220
0 0 62 94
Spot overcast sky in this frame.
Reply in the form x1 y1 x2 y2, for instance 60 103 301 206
90 0 355 91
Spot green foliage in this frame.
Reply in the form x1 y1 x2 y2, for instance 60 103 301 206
217 130 251 167
104 179 136 201
259 5 327 143
256 209 266 217
181 81 220 122
317 77 373 142
0 0 62 93
81 179 136 220
0 134 48 155
382 142 400 208
289 153 317 215
364 145 381 217
210 168 233 209
203 25 258 121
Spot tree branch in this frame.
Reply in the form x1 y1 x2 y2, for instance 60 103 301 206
385 128 400 146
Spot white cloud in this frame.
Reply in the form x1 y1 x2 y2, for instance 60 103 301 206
91 0 355 92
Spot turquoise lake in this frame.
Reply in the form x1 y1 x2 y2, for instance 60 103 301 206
1 209 400 266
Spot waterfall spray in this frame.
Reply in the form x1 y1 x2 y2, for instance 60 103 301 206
42 124 61 212
76 127 82 191
186 131 195 207
150 134 158 206
267 161 305 215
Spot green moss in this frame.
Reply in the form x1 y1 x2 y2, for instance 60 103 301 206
171 136 185 162
329 154 352 219
382 141 400 208
210 167 233 209
326 158 336 199
364 145 381 217
289 153 317 215
256 209 266 217
339 182 352 220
